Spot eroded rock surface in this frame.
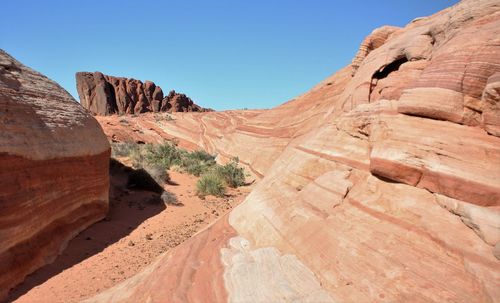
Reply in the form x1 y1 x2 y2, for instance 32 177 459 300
76 72 211 115
0 49 110 300
89 0 500 301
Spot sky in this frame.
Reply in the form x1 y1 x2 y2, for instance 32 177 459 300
1 0 458 111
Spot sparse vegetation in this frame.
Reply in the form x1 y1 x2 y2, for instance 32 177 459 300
111 142 139 158
144 142 183 169
111 141 246 198
196 172 226 197
143 163 170 185
178 150 216 176
161 191 182 206
214 157 245 188
154 113 174 122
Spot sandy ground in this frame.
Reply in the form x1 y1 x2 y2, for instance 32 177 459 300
7 162 252 303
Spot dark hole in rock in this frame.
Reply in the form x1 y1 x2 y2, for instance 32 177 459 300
372 57 408 80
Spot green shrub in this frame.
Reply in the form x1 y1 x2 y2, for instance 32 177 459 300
215 157 245 188
145 142 182 169
188 150 216 162
179 150 216 176
196 172 226 197
113 142 245 199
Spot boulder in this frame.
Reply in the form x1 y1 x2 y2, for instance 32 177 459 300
0 49 110 300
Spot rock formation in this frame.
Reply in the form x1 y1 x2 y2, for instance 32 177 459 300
89 0 500 301
0 50 110 300
76 72 211 115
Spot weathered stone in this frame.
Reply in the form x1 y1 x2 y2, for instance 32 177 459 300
75 73 210 115
0 49 110 300
87 0 500 301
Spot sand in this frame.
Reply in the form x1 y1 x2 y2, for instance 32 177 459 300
7 166 252 303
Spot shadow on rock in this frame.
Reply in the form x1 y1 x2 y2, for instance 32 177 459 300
7 159 167 301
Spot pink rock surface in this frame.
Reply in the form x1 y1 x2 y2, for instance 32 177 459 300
0 50 110 300
89 0 500 301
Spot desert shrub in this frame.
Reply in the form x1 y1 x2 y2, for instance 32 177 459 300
143 163 170 184
188 150 216 162
111 142 140 158
215 157 245 188
179 150 216 176
161 191 182 206
196 172 226 197
154 114 174 122
145 141 182 169
130 145 150 169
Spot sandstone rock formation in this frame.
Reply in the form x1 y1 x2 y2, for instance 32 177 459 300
0 50 110 300
76 72 211 115
88 0 499 301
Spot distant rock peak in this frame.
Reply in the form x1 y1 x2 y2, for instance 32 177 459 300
75 71 212 115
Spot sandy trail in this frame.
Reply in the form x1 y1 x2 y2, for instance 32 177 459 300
7 168 252 303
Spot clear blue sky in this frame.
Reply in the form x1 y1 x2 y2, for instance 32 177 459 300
1 0 457 110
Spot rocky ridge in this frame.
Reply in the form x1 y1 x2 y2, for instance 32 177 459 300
75 72 211 116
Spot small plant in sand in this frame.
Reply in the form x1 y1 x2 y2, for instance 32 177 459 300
214 157 245 188
178 150 217 176
144 141 183 169
161 191 182 206
196 172 226 198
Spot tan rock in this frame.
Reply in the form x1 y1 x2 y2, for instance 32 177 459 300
435 193 500 246
88 0 500 301
369 113 500 206
482 72 500 136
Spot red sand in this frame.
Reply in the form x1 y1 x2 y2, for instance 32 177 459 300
8 169 252 303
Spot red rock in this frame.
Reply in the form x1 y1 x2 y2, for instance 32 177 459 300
75 72 210 115
351 25 401 76
0 50 110 300
86 0 500 301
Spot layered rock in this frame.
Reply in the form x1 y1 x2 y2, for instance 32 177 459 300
76 72 211 115
0 50 110 299
90 0 500 301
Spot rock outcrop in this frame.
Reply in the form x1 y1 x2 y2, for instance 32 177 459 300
76 72 211 115
0 50 110 299
88 0 499 301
